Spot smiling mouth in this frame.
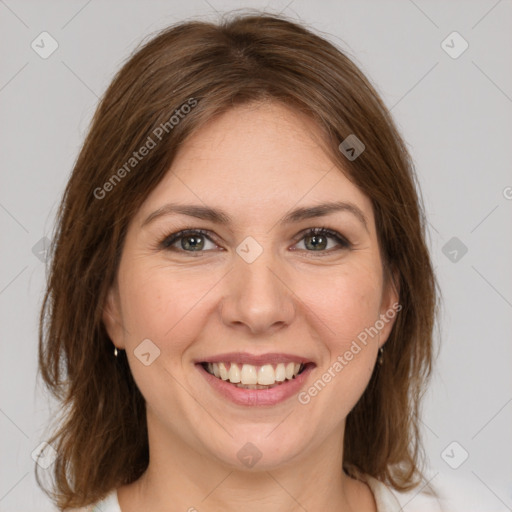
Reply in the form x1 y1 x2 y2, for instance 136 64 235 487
200 361 310 389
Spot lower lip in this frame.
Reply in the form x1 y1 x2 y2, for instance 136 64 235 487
197 364 314 406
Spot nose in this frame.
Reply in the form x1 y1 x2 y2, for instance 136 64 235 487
220 248 296 336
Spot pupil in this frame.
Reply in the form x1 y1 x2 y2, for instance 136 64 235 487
307 234 326 250
183 235 204 251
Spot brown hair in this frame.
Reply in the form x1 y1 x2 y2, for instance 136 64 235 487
37 11 440 509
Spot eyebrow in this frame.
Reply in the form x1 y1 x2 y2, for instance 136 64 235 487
142 200 369 232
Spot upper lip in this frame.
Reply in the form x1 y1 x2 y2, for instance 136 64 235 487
195 352 314 366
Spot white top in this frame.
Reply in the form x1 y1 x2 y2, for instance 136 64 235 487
84 476 434 512
83 473 508 511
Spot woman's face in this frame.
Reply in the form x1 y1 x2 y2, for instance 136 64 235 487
104 101 398 471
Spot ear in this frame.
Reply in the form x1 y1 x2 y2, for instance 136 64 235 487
377 267 401 348
102 285 126 349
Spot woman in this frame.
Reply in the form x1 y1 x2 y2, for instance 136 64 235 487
38 12 443 511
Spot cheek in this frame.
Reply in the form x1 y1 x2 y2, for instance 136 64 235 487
294 267 382 414
117 261 220 351
115 262 217 409
296 261 383 403
297 262 383 347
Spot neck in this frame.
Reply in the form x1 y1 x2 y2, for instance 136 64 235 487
117 410 376 512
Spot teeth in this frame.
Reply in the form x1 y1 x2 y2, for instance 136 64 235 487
275 363 286 382
285 362 295 380
235 383 277 390
218 362 229 380
207 361 303 386
228 363 241 383
241 364 258 385
258 364 275 385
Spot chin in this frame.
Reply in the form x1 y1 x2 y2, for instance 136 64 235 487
204 427 308 472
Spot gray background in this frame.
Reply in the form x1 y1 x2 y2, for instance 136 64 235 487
1 0 511 510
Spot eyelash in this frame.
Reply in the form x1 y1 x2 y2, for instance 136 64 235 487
159 227 351 256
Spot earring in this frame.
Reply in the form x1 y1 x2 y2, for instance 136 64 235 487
114 346 118 357
377 347 384 365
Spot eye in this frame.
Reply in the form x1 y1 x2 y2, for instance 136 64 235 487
160 229 219 255
158 227 351 256
292 227 351 253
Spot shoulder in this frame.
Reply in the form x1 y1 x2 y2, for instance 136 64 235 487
69 489 120 512
367 476 441 512
362 472 508 512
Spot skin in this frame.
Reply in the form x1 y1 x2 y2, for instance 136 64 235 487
104 100 399 512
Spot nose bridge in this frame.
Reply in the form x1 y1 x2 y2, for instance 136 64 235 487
221 240 295 334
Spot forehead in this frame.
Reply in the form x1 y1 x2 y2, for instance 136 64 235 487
136 101 373 226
